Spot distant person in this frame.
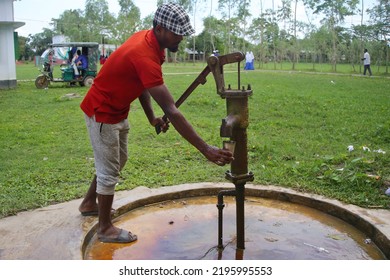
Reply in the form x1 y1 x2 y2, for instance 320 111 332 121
78 3 233 244
67 47 78 65
67 50 73 65
362 49 372 76
249 51 255 70
72 50 81 77
244 51 254 70
47 49 55 79
70 49 79 66
74 50 88 79
244 51 250 70
100 55 107 65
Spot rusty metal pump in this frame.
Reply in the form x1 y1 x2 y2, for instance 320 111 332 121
156 52 254 259
207 52 254 259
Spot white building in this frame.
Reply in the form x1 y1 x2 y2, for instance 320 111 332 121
0 0 24 89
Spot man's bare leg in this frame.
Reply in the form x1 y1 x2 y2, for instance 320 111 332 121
97 194 137 243
78 175 98 214
97 193 115 235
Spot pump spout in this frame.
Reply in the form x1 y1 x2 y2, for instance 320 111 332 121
220 114 241 138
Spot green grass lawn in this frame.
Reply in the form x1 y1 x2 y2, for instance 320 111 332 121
0 63 389 218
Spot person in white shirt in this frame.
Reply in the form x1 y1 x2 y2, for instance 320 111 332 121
249 51 255 70
362 49 372 76
244 51 254 70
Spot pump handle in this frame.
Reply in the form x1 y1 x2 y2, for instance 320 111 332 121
155 66 211 134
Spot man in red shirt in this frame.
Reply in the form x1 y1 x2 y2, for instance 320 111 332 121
78 3 233 243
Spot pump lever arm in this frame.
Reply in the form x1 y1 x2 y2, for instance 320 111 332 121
155 65 211 134
217 52 245 66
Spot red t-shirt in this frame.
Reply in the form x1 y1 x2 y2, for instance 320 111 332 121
80 30 165 123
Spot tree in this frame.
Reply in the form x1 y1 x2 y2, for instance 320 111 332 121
304 0 359 71
292 0 299 69
257 6 280 69
28 28 55 56
236 0 252 52
17 36 34 61
188 0 203 63
52 9 85 41
196 29 224 56
218 0 238 54
248 0 269 68
276 0 294 68
308 24 338 67
367 0 390 73
248 16 267 67
114 0 141 44
85 0 116 42
202 16 225 54
139 14 155 31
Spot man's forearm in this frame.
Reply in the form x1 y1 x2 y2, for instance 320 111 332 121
165 109 208 154
139 90 156 125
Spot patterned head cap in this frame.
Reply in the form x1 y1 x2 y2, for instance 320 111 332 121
154 3 195 36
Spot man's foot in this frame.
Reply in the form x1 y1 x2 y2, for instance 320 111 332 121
97 229 137 243
79 201 98 215
79 207 116 216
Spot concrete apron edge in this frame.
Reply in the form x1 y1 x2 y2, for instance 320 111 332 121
0 182 389 260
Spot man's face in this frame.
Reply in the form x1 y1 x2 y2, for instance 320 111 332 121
157 26 184 52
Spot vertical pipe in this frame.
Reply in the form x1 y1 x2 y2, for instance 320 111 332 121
217 189 236 249
238 61 241 90
217 194 224 249
236 184 245 250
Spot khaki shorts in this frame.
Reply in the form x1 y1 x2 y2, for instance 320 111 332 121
84 114 129 195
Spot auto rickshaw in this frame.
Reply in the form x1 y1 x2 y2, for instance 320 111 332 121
35 42 99 89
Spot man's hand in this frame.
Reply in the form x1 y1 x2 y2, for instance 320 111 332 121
152 117 169 133
202 145 234 166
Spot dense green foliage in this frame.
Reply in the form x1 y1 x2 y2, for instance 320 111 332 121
19 0 390 75
0 64 389 218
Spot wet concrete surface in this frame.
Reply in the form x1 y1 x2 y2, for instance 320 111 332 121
84 196 385 260
0 183 389 260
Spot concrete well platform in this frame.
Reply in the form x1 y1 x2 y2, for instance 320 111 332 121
0 183 389 260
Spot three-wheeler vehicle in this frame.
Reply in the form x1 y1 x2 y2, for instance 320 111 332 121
35 42 99 89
